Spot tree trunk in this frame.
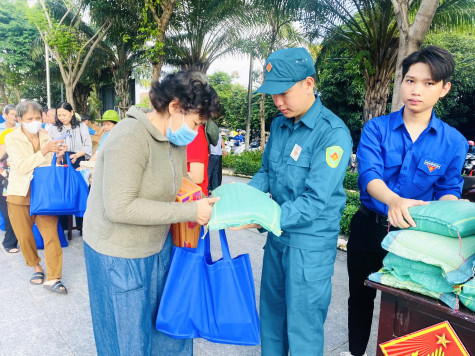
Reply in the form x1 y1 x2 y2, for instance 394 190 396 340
363 68 395 123
65 84 75 110
148 0 178 83
0 83 8 105
391 0 439 111
13 87 21 103
73 83 91 115
245 54 253 151
259 93 266 152
151 56 165 83
115 76 131 119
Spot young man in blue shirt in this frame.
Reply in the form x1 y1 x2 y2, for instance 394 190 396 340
344 46 468 356
234 131 244 145
232 47 352 355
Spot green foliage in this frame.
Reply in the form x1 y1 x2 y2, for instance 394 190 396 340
235 159 262 176
135 0 165 62
316 46 365 142
87 85 102 121
223 151 262 176
343 170 359 191
345 190 360 206
424 32 475 135
208 71 277 131
0 0 39 99
222 152 238 168
138 95 151 108
47 25 82 58
340 204 359 235
164 0 245 73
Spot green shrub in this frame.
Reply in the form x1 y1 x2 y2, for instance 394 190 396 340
234 151 262 176
222 153 238 168
340 204 359 235
223 151 262 175
345 190 360 206
235 160 261 176
343 171 359 190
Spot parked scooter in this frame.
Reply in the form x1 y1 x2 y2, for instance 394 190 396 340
463 153 475 176
232 142 245 155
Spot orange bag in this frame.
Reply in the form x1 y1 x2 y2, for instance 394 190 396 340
171 178 202 248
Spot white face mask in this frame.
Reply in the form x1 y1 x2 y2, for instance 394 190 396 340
22 120 43 134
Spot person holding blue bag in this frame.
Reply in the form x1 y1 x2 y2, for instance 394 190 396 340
83 71 220 356
5 100 69 294
47 101 92 169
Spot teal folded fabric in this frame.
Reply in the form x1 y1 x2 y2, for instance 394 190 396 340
408 200 475 237
208 183 282 236
381 230 475 284
456 278 475 312
382 253 453 294
369 271 458 310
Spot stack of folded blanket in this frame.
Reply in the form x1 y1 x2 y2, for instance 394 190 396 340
369 200 475 312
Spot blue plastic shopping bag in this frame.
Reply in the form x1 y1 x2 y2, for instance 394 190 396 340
33 221 68 250
30 153 89 217
0 210 4 231
155 228 260 345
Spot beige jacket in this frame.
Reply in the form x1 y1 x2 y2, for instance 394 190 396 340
83 106 198 258
5 129 55 197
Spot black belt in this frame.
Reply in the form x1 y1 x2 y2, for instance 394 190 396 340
359 204 389 227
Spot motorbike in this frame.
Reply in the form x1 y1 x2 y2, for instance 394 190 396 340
232 142 245 155
462 153 475 176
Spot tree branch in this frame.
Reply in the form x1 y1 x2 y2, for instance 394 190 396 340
72 21 112 88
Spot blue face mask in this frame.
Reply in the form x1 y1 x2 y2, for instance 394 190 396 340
166 113 198 146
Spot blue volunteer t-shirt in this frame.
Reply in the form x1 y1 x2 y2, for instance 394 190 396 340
97 132 108 151
357 107 468 216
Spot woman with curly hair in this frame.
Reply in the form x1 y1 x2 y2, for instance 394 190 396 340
83 71 220 355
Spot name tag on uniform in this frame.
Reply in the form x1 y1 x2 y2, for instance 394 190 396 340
290 144 302 161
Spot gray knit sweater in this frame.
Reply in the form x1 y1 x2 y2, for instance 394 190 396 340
83 106 198 258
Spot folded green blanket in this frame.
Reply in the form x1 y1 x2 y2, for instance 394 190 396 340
408 200 475 237
381 230 475 284
208 183 282 236
369 271 457 310
455 278 475 312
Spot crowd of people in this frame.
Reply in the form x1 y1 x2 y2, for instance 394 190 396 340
0 100 126 293
0 44 470 356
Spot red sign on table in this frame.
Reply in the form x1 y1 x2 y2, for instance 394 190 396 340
379 321 469 356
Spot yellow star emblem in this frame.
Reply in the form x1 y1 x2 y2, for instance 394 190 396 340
436 333 451 348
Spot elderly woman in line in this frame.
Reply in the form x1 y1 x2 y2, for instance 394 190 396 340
83 71 220 356
5 100 68 293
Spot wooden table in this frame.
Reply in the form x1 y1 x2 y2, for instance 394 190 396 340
366 280 475 355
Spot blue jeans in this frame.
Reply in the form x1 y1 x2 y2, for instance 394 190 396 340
84 234 193 356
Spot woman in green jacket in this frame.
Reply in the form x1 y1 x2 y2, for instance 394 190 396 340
83 71 220 356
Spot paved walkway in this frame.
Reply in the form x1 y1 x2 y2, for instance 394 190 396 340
0 175 380 355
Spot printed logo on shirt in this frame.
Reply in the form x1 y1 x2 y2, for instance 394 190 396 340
326 146 343 168
266 62 272 72
424 160 441 173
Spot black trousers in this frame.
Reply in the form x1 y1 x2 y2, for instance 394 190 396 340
0 194 18 250
207 154 222 193
346 210 395 356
